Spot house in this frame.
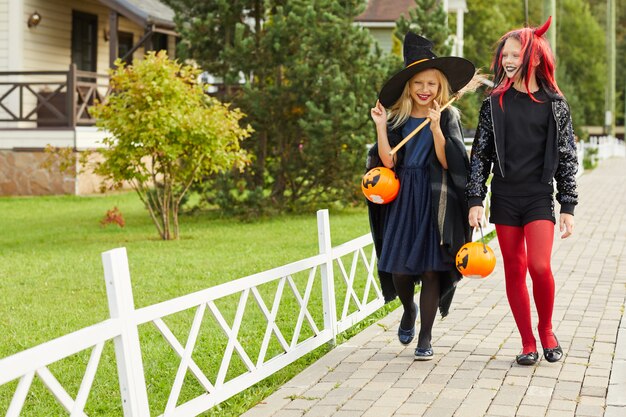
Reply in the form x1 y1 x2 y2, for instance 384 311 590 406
355 0 468 57
0 0 176 195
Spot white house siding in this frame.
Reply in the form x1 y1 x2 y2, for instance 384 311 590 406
0 1 8 69
21 0 157 74
368 27 395 53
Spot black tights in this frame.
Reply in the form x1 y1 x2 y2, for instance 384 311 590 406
393 272 441 348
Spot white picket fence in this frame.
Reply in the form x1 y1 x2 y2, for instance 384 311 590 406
584 135 626 162
0 210 384 417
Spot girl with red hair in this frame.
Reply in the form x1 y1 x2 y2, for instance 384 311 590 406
467 17 579 366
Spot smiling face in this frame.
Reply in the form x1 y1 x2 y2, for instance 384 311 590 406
501 37 523 80
409 69 440 108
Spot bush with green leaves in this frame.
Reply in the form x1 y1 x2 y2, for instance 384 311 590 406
92 51 252 239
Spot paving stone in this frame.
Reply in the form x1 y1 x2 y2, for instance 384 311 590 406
574 404 607 416
580 386 606 398
544 410 575 417
271 410 305 417
474 378 502 390
604 406 626 417
453 402 491 417
332 411 363 417
520 386 552 406
548 399 577 412
284 398 318 411
583 375 610 388
607 383 626 406
351 389 383 402
360 406 397 417
577 395 606 406
422 407 457 417
302 405 338 417
485 404 518 417
516 404 548 416
394 403 428 415
502 375 531 386
339 399 373 412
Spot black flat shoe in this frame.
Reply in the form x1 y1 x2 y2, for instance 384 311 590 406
543 336 563 363
398 325 415 345
397 303 417 345
414 345 434 361
515 351 539 366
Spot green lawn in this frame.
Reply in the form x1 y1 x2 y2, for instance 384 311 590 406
0 192 395 416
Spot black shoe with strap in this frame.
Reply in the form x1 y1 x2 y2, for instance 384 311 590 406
397 302 418 345
515 351 539 366
543 335 563 363
414 345 433 361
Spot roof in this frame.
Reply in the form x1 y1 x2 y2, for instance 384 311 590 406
355 0 415 22
98 0 176 30
355 0 467 23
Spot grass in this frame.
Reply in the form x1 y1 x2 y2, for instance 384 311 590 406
0 192 393 416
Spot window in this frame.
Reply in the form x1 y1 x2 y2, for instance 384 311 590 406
149 33 168 53
118 31 134 63
71 11 98 72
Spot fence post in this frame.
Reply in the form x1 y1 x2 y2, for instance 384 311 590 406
317 209 338 344
101 248 151 417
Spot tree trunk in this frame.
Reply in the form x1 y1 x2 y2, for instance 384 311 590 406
172 197 179 240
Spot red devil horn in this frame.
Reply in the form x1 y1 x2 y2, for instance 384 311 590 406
535 16 552 37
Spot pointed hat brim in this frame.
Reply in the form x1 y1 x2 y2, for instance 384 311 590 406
378 57 475 108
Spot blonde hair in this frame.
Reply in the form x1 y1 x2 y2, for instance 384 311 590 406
388 69 452 130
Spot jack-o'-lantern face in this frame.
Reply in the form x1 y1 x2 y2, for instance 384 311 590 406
361 167 399 204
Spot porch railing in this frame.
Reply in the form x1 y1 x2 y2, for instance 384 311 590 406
0 64 110 128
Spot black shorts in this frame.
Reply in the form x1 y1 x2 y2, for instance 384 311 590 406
490 193 555 226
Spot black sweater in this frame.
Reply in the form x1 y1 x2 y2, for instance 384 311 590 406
492 88 554 197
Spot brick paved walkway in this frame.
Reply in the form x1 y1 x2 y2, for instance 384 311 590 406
242 157 626 417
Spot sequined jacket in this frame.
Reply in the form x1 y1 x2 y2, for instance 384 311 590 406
466 93 579 214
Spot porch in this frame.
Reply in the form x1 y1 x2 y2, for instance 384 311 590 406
0 66 111 195
0 64 110 129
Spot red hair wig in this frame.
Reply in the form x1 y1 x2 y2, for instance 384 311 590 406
491 17 563 107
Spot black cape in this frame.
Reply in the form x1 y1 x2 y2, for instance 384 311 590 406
366 108 471 317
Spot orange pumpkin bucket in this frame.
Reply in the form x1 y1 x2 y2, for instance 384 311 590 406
361 167 400 204
456 225 496 278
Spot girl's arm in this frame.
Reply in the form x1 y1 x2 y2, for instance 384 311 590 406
371 100 395 168
466 98 496 228
466 98 496 207
430 101 448 169
553 100 578 215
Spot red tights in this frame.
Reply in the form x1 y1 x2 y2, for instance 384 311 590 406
496 220 558 353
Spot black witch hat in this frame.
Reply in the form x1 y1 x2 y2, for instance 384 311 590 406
378 32 475 108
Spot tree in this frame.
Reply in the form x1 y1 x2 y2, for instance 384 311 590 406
166 0 257 92
395 0 452 55
92 51 251 239
557 0 607 126
587 0 626 126
168 0 390 211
